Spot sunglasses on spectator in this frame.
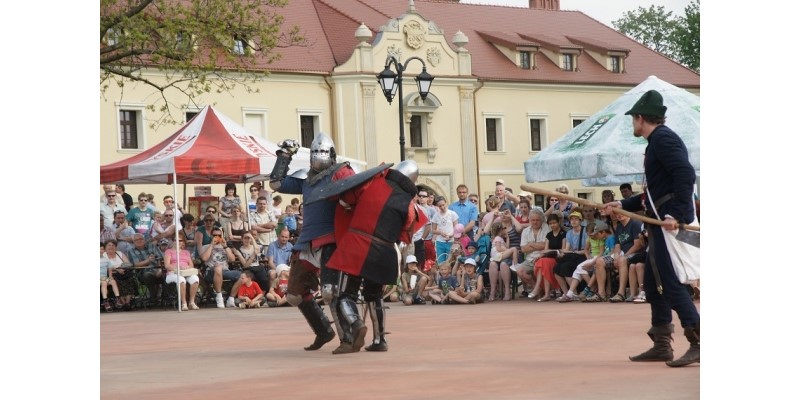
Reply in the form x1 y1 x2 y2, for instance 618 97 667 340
469 199 478 203
107 195 115 198
212 233 222 237
139 198 147 202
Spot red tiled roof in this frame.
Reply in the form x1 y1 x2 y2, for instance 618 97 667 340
263 0 698 87
476 31 540 49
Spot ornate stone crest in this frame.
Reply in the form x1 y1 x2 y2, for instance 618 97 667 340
387 44 402 60
403 20 425 50
426 47 441 67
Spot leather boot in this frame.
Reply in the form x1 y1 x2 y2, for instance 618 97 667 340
297 300 335 351
667 322 700 367
629 324 674 361
365 299 388 352
331 297 367 354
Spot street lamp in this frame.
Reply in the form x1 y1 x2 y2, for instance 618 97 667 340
376 55 434 161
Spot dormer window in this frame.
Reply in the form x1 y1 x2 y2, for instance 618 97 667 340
232 36 248 55
610 56 621 73
562 54 574 71
520 51 531 69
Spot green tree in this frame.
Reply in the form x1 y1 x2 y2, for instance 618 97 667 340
612 0 700 72
100 0 304 127
673 0 700 71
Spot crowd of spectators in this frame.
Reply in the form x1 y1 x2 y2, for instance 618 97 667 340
100 181 696 312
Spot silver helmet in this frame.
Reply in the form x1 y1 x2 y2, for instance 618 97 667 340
310 133 336 172
393 159 419 183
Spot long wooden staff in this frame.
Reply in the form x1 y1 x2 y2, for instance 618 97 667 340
520 184 699 232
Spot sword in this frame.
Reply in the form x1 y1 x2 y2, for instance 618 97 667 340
520 184 699 248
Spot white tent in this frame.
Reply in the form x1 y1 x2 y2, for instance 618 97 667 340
524 75 699 187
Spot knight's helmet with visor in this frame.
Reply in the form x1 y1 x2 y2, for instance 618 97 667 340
310 133 336 172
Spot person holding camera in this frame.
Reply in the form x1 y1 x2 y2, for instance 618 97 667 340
200 226 242 308
165 234 199 311
126 233 164 306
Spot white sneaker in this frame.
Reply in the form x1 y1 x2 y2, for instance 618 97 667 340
633 291 647 304
181 304 189 311
509 264 518 272
527 292 535 299
226 296 236 308
238 302 247 309
215 293 225 308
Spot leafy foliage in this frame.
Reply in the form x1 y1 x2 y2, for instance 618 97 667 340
612 0 700 72
100 0 304 127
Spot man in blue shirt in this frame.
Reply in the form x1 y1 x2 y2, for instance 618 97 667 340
449 184 479 240
264 228 293 281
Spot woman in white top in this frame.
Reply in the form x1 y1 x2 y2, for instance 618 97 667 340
430 196 460 265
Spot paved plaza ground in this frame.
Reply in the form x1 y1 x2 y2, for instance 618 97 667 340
100 299 700 399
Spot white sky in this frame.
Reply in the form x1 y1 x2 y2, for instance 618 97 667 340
460 0 693 27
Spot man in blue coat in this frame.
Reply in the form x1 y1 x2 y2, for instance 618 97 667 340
604 90 700 367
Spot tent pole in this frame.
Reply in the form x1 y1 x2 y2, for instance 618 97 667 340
174 172 182 313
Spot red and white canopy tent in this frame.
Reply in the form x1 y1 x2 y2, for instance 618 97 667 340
101 105 312 184
101 105 366 311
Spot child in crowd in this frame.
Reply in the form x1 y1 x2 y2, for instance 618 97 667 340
489 221 518 264
426 263 459 304
100 244 121 312
447 258 484 304
401 255 429 305
382 283 399 303
282 205 298 236
267 264 291 307
454 224 470 253
236 269 265 309
558 221 610 302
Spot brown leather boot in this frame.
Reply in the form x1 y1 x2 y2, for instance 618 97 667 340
629 324 674 361
667 323 699 367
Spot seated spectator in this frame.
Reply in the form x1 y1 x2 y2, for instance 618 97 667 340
553 211 589 296
196 213 217 247
103 240 135 310
487 205 523 301
126 233 164 306
282 205 298 237
447 258 484 304
200 226 243 308
530 213 566 302
100 243 120 312
513 208 548 298
112 211 136 255
266 264 291 307
100 213 116 245
264 228 293 281
401 255 429 305
590 212 643 302
179 214 199 259
164 235 200 311
425 263 459 304
234 233 270 294
626 229 649 303
545 184 577 230
558 221 610 302
235 270 265 309
515 199 532 230
382 283 400 303
152 209 178 247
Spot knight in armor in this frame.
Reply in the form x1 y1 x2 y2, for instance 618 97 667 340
324 160 428 352
268 133 357 353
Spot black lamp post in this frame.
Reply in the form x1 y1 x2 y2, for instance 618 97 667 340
376 55 434 161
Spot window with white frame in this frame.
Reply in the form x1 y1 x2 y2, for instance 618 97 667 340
299 115 319 147
610 56 621 73
529 118 544 151
485 117 503 152
410 114 427 147
232 36 248 55
185 111 200 123
243 108 268 138
118 107 144 150
572 118 586 128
